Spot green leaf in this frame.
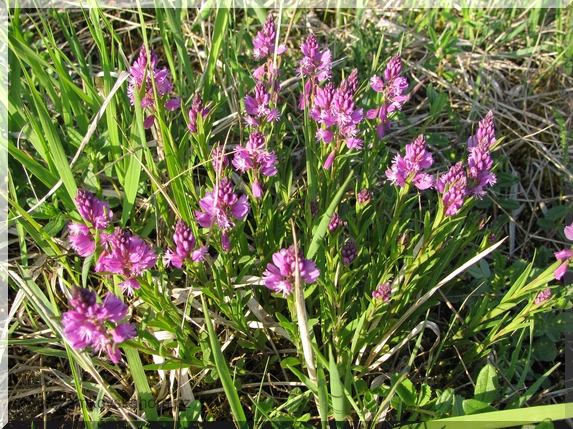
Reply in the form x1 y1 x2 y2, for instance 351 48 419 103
417 383 432 407
203 2 230 100
532 337 557 362
329 347 347 421
462 399 497 415
201 296 247 425
124 348 158 420
392 374 417 407
495 172 520 187
544 205 569 221
435 388 454 414
535 419 555 429
498 198 521 210
549 312 573 333
537 218 556 229
307 171 354 260
43 214 66 237
474 364 498 404
396 403 573 429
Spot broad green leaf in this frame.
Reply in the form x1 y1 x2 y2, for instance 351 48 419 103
474 364 498 404
392 374 417 407
462 399 497 415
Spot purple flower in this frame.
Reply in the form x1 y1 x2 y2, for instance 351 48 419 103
367 56 408 139
565 223 573 240
466 111 497 197
95 228 158 295
328 212 342 233
188 94 210 133
244 82 280 127
164 220 207 268
554 222 573 279
341 237 358 265
357 188 372 205
69 223 96 257
233 131 278 176
534 288 552 305
385 135 434 190
297 34 332 109
467 111 496 149
127 46 180 129
263 246 320 297
75 189 112 230
233 131 278 198
62 287 135 364
372 282 392 302
253 15 286 59
298 34 332 81
310 72 364 168
437 162 467 216
195 178 250 251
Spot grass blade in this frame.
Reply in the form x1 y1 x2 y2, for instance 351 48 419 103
124 348 159 420
203 1 231 100
201 295 247 426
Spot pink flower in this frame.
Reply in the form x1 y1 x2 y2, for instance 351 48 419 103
95 228 157 296
252 15 286 59
62 287 135 364
68 223 96 257
437 163 467 217
188 94 210 133
385 135 434 190
564 223 573 240
195 178 250 251
127 46 180 129
263 246 320 297
367 56 409 139
164 220 207 268
553 223 573 280
75 189 112 230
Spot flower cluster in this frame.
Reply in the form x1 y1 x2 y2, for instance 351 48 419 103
128 46 180 129
372 282 392 302
341 237 358 265
263 246 320 297
252 14 286 60
436 162 467 216
534 288 552 305
554 222 573 280
367 55 409 139
385 135 434 191
233 131 278 198
62 287 136 364
434 111 498 216
311 70 364 168
196 178 250 251
68 190 113 257
188 93 210 134
164 220 208 268
245 14 285 131
95 227 158 296
466 111 497 197
244 82 281 128
357 188 372 205
298 33 332 109
328 212 342 233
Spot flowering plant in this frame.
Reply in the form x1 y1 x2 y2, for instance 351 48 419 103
8 8 572 427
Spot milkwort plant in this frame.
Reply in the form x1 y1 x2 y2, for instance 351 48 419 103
8 8 573 426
